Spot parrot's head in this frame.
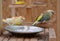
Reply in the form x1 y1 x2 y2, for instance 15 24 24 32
46 10 54 16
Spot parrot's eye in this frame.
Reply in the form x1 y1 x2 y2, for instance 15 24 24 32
52 12 54 15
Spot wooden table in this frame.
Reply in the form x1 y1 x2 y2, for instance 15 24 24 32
0 30 49 41
0 28 56 41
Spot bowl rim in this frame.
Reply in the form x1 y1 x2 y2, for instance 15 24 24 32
4 25 44 34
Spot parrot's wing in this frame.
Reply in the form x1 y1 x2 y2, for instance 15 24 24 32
39 13 50 22
32 14 43 25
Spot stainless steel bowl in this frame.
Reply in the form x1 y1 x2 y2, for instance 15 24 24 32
5 25 43 34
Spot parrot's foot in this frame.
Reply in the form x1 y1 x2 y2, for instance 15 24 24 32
42 21 47 23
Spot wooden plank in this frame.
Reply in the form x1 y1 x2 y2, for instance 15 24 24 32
11 0 15 4
49 28 56 38
17 38 24 41
25 0 32 5
57 0 60 41
3 37 9 41
32 0 47 2
24 38 30 41
49 38 56 41
9 37 17 41
0 0 3 32
2 31 12 41
9 5 26 8
0 36 5 41
0 31 8 41
26 8 33 22
30 38 37 41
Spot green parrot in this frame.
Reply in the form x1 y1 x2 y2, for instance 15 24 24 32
32 10 54 25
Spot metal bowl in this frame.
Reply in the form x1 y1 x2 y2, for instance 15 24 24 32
4 25 43 34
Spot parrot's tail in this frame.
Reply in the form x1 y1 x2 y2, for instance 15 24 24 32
32 21 38 25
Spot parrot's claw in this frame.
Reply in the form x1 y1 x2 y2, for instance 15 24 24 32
42 21 47 23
